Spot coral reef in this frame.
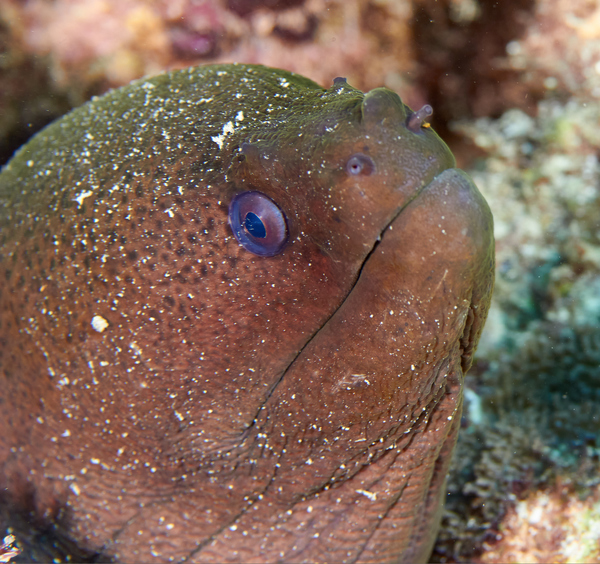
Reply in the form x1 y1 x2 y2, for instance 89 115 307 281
412 0 539 128
0 0 417 101
434 324 600 562
0 7 71 166
506 0 600 100
480 482 600 564
433 96 600 562
456 98 600 352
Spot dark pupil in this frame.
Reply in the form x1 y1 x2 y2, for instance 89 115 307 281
244 212 266 238
350 162 362 174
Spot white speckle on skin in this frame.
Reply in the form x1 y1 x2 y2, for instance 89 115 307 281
91 315 109 333
211 120 235 149
356 489 377 501
211 133 226 149
74 190 93 207
211 135 225 149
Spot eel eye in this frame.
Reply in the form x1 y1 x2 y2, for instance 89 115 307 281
228 191 288 256
346 154 375 176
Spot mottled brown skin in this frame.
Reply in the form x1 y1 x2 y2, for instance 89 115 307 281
0 64 494 563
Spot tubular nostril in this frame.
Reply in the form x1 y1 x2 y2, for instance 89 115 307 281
406 104 433 133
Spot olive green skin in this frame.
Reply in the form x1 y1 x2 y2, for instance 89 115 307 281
0 64 494 563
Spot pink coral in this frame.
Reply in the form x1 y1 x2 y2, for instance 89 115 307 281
2 0 418 100
507 0 600 99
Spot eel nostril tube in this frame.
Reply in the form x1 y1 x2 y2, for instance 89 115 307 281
407 104 433 132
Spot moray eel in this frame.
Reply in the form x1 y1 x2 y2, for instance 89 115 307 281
0 64 494 563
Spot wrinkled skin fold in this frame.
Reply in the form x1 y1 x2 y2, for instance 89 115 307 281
0 64 494 563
